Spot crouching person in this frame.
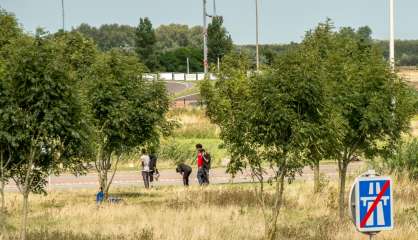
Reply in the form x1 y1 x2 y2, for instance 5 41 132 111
176 163 192 186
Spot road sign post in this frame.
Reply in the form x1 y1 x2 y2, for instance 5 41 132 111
349 170 394 238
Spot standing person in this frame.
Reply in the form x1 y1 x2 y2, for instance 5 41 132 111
140 149 151 189
149 152 159 185
195 143 208 185
176 163 192 186
202 149 211 184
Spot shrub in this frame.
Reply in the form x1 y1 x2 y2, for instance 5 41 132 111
384 138 418 180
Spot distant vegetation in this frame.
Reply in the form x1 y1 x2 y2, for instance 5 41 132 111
73 23 418 70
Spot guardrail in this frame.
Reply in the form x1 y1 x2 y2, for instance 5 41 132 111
143 72 217 81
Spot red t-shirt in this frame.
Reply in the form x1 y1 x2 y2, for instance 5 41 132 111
197 152 203 168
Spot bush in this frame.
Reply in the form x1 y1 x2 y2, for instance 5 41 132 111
384 138 418 180
158 138 227 166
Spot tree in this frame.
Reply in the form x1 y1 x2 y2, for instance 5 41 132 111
201 48 329 239
323 25 417 220
86 49 169 197
159 47 203 72
74 23 136 51
135 17 157 71
155 24 190 50
207 16 233 65
293 21 341 193
2 32 90 240
0 8 22 214
0 9 21 48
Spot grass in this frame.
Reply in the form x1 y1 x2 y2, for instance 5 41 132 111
1 177 417 240
117 107 226 171
172 82 202 99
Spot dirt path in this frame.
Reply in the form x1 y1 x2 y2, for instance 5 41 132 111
5 162 365 191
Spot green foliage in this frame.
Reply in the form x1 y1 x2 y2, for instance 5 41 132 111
1 33 90 194
74 23 136 51
201 46 333 238
159 47 203 72
297 20 418 219
87 49 168 151
0 9 21 48
207 16 233 64
158 138 226 166
156 24 203 51
384 138 418 180
86 49 169 191
135 17 157 71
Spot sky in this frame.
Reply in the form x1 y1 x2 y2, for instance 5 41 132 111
1 0 417 44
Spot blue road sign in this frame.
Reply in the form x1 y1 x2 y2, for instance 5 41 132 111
355 177 394 232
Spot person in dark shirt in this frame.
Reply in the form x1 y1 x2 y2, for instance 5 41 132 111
176 163 192 186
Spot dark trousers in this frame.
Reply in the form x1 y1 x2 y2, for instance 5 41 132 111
149 170 154 182
204 168 210 184
142 171 151 189
183 171 191 186
197 167 209 185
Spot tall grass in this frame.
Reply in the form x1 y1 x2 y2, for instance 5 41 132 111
1 178 417 240
169 107 219 139
158 138 227 166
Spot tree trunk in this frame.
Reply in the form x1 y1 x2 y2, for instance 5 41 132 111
338 160 348 220
266 171 286 240
20 192 29 240
313 161 320 193
0 151 5 212
0 180 4 213
104 155 121 197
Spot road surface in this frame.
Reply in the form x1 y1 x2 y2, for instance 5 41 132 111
5 162 365 191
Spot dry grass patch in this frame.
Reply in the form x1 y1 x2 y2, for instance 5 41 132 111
1 179 417 240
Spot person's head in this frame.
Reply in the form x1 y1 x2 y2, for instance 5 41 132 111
99 187 103 192
141 148 146 155
176 165 181 173
195 143 203 151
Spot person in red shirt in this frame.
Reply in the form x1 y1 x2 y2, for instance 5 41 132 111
195 143 207 185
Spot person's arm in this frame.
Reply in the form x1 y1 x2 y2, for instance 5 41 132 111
191 152 197 165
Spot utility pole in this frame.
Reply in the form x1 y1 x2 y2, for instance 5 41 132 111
61 0 65 31
213 0 217 16
187 57 190 74
203 0 209 74
389 0 395 71
255 0 260 72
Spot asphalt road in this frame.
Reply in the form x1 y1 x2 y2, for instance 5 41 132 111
5 162 365 191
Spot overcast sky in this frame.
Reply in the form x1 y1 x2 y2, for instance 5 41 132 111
1 0 417 44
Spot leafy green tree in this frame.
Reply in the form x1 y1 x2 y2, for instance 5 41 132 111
1 32 90 239
291 22 341 193
201 48 330 239
0 9 21 48
135 17 157 71
86 49 169 196
155 24 190 50
159 47 203 72
207 16 233 65
323 25 417 220
74 23 136 51
0 8 22 214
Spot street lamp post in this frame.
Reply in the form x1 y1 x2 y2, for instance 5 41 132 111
389 0 395 71
255 0 260 72
61 0 65 31
203 0 209 74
